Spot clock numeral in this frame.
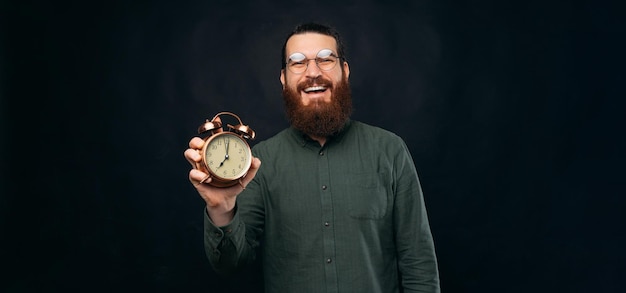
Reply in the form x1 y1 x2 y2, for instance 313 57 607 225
208 160 214 166
206 151 212 157
211 144 217 150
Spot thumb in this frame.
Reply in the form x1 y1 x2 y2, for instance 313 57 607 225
241 157 261 187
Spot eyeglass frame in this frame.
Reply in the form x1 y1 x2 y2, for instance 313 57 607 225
284 49 343 74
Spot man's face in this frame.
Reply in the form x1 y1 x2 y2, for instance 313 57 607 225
280 33 352 137
280 33 350 106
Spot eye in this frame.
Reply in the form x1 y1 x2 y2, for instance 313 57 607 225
317 58 334 65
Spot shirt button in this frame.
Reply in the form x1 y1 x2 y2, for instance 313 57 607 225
324 222 330 227
322 185 327 190
326 258 332 264
319 151 324 156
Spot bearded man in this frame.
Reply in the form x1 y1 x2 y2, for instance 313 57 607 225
185 22 440 293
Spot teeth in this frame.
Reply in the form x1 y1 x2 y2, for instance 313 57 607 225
304 86 326 93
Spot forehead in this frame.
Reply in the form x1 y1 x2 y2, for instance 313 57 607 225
285 33 338 57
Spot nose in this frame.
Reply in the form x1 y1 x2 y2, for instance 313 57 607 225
304 59 321 78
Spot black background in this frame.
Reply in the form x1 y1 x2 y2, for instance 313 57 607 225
2 0 625 292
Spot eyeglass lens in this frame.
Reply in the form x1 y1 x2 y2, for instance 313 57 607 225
287 49 338 73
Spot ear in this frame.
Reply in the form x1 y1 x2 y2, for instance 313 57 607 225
280 69 286 88
343 61 350 79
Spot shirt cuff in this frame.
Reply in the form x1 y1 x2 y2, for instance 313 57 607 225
203 206 241 249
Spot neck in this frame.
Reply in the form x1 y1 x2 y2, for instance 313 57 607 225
308 135 327 147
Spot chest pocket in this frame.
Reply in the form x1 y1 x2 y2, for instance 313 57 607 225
346 171 391 219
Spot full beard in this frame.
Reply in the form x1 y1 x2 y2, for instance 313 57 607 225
282 76 352 138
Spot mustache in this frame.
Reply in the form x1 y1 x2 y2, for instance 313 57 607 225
296 76 333 92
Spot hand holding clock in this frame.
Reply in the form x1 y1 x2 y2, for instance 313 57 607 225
185 136 262 226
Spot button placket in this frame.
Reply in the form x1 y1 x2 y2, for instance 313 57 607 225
318 144 338 289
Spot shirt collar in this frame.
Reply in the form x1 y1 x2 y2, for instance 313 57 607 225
290 119 353 148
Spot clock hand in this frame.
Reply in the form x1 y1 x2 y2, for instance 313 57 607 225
225 137 230 156
217 138 230 168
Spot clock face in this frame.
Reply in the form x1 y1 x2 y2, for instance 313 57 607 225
203 133 252 181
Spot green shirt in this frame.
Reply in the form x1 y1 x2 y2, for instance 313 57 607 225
204 120 440 292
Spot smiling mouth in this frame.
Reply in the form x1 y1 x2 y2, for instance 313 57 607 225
303 86 327 93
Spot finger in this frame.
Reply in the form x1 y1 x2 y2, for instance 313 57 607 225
189 137 205 149
240 157 262 187
250 157 261 170
189 168 208 181
189 169 211 187
184 148 201 168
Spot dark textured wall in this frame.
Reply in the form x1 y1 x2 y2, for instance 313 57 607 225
3 0 624 292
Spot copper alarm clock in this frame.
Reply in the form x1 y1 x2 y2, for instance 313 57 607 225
195 112 255 187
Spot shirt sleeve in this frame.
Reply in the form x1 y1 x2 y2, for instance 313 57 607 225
203 165 267 276
203 205 249 275
393 138 441 292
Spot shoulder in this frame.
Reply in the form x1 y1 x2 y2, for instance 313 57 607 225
348 120 405 144
250 127 294 155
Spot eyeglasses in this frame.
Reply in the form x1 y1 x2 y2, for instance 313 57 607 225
286 49 341 74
